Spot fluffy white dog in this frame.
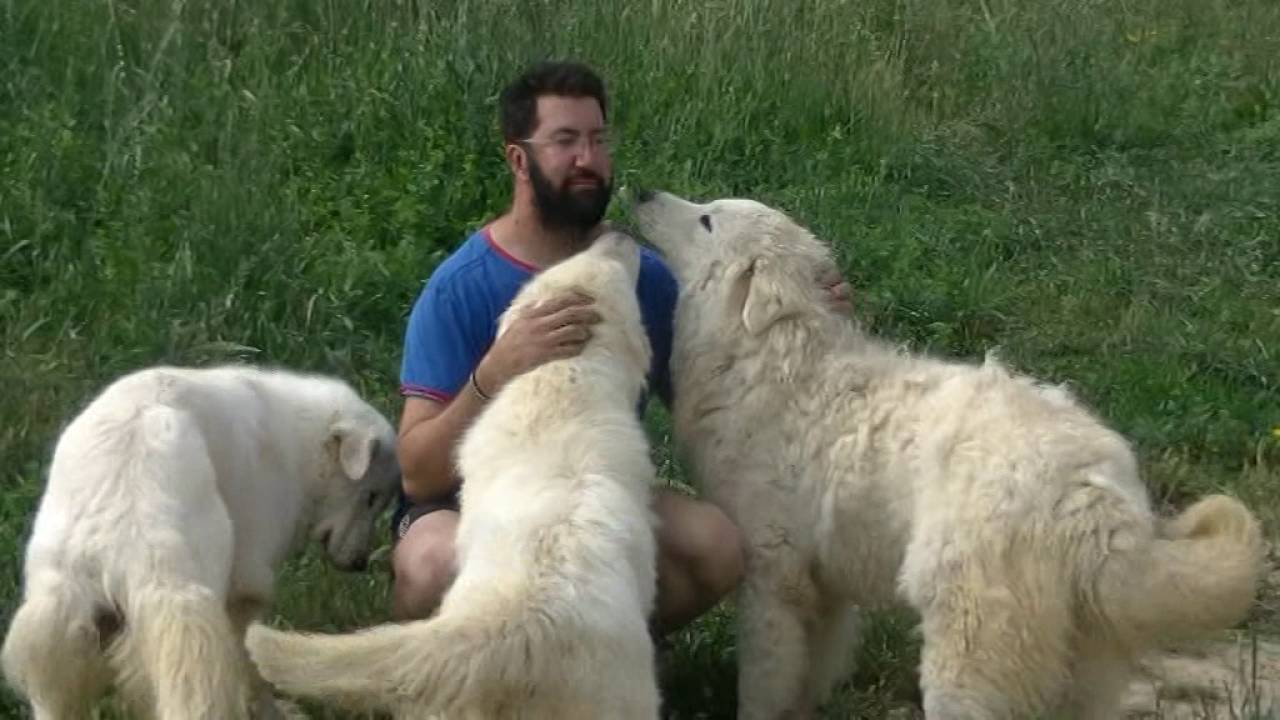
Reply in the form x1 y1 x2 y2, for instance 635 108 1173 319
632 189 1267 720
2 364 401 719
245 232 662 719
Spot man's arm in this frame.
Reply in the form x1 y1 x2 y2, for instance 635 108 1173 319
396 389 486 502
397 293 601 502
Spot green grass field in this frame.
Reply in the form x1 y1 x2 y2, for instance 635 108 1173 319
2 0 1278 717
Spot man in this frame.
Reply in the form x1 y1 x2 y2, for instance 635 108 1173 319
390 60 848 635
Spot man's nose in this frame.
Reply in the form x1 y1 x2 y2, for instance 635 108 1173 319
575 137 609 167
574 143 600 167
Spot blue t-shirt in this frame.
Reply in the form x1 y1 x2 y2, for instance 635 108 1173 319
393 225 677 522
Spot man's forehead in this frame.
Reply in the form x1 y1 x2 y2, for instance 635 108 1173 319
533 95 605 133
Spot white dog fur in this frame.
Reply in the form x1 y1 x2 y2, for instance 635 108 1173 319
245 232 662 719
633 190 1267 720
2 364 401 719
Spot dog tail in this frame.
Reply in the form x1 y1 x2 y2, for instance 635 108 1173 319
247 594 556 714
110 583 250 717
2 570 113 716
1095 494 1266 645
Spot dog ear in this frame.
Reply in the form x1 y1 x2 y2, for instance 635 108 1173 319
739 257 803 335
331 422 379 482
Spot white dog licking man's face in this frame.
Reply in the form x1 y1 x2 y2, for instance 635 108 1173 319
632 189 839 337
631 189 1265 720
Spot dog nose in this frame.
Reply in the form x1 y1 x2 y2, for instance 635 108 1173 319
633 187 655 203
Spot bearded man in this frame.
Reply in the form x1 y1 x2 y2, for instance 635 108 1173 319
388 61 755 635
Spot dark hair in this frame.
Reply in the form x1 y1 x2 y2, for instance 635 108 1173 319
499 61 608 143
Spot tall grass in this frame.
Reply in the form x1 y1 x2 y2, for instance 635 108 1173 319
2 0 1278 716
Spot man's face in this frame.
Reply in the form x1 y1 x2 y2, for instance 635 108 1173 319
518 95 614 231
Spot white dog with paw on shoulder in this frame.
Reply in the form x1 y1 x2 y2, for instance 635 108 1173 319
633 188 1266 720
2 364 401 719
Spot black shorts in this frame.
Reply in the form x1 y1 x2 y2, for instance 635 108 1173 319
391 491 461 543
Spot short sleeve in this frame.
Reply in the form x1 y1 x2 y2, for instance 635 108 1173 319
639 253 679 408
399 281 483 403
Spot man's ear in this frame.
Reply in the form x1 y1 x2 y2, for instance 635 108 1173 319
739 257 802 335
330 421 378 482
506 142 529 181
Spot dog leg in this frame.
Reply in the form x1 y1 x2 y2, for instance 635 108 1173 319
737 575 818 720
916 585 1073 720
1060 639 1133 720
2 586 115 720
227 596 295 720
803 601 861 707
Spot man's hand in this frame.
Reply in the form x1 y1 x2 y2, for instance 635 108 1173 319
473 292 602 397
820 265 854 315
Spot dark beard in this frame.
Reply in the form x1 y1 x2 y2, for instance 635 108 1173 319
527 154 613 232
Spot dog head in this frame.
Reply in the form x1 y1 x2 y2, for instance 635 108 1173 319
631 189 836 338
309 387 401 572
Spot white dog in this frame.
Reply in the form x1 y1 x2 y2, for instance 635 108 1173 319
632 189 1267 720
245 232 662 719
2 364 401 719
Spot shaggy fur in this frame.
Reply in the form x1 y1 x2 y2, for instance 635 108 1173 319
246 232 663 719
2 365 401 719
632 190 1267 720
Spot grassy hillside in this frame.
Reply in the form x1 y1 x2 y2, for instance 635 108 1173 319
2 0 1277 716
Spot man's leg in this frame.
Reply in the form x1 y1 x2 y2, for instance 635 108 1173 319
390 509 460 621
652 489 746 635
390 491 741 627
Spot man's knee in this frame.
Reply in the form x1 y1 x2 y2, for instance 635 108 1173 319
692 502 746 598
391 511 459 620
658 492 745 600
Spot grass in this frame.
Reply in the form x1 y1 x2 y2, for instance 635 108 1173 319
2 0 1278 716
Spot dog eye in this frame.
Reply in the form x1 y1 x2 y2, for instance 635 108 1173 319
366 491 379 509
699 214 712 232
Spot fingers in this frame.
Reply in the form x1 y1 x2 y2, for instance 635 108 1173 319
528 291 595 318
548 321 594 347
826 281 854 314
815 265 854 314
549 342 587 361
507 292 601 368
543 305 603 330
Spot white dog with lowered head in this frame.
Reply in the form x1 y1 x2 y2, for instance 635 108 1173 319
632 189 1267 720
2 364 401 719
246 232 662 719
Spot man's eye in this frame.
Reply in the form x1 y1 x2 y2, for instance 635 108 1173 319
699 215 713 232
